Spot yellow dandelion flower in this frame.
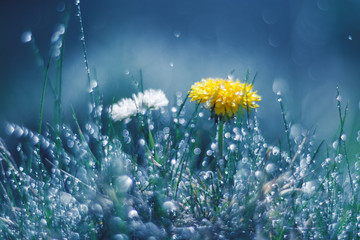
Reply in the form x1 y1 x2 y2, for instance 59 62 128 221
188 78 261 121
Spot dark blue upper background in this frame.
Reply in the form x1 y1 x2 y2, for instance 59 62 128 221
0 0 359 143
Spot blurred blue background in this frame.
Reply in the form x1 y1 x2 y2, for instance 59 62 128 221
0 0 359 145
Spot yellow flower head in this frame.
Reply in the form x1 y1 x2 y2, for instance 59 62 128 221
188 78 261 121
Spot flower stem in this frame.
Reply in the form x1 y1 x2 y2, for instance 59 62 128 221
218 118 224 159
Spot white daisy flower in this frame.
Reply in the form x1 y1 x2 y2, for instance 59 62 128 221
110 98 138 121
141 89 169 110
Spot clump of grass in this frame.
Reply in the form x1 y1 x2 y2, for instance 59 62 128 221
1 2 360 240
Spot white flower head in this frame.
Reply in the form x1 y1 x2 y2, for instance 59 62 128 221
141 89 169 110
110 98 138 121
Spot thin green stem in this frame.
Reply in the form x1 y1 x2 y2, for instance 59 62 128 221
218 118 224 160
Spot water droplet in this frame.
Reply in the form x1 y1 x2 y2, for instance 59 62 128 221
206 150 213 156
265 163 276 174
138 138 145 146
21 31 32 43
124 70 130 75
163 201 177 213
14 126 24 138
272 146 280 156
272 77 289 96
348 35 353 41
169 62 174 68
255 170 263 179
67 139 74 148
171 107 177 113
194 148 201 155
56 2 66 12
198 112 204 118
128 209 139 219
340 134 347 141
89 79 98 93
5 123 15 135
115 176 133 193
229 144 236 152
332 140 338 149
336 95 342 102
174 30 181 38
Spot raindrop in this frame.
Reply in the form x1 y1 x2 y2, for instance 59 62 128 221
56 2 66 12
21 31 32 43
174 30 181 38
262 10 278 24
348 35 353 41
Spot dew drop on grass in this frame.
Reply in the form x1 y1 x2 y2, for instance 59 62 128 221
265 163 276 174
5 123 15 135
340 134 347 141
206 150 213 156
229 144 236 152
255 170 263 179
194 148 201 155
224 132 231 139
128 209 139 219
272 146 280 156
138 138 145 146
171 107 177 113
332 140 338 149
